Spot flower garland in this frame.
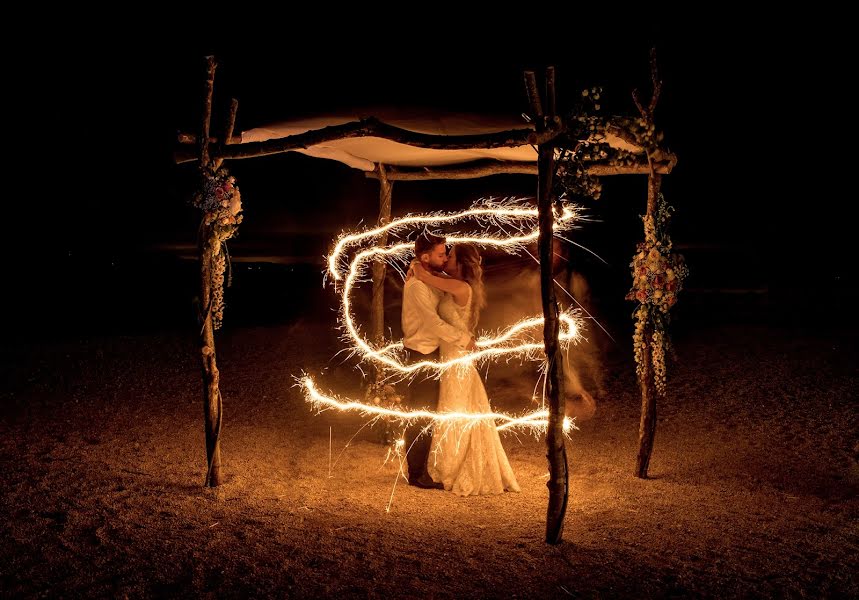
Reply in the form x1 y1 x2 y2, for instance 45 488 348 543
626 193 688 395
550 85 681 394
193 169 243 330
554 87 607 201
553 88 667 203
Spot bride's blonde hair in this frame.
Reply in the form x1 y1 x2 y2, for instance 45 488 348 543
453 243 486 331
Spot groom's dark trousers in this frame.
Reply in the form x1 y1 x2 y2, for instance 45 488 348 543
402 346 440 484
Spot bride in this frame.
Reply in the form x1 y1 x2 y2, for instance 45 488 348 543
410 243 520 496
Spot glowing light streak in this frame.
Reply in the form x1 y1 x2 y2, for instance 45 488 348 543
306 198 585 492
302 376 575 435
327 199 581 280
346 310 581 377
335 200 585 375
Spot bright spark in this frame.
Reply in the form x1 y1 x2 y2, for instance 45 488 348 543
334 198 585 375
327 198 580 281
302 377 576 436
306 197 584 467
347 309 582 377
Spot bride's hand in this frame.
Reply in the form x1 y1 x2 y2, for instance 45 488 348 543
412 262 428 281
406 259 419 281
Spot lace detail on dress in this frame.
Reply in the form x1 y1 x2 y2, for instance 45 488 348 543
436 284 472 334
428 285 520 496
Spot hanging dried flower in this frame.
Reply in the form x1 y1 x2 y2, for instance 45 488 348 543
626 193 688 395
192 168 244 330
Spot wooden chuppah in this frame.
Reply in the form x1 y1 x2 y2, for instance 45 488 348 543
178 56 676 543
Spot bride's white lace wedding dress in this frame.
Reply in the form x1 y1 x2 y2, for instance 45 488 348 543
427 286 521 496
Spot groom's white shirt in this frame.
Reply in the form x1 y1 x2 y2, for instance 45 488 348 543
402 278 471 354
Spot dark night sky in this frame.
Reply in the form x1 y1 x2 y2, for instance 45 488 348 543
5 13 851 334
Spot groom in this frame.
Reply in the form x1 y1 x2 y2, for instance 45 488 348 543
401 232 476 489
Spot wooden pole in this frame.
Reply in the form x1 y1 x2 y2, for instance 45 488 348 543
198 56 223 487
539 144 568 544
174 118 558 164
366 161 539 180
179 132 242 145
370 163 393 356
545 66 556 123
198 58 215 168
200 238 223 488
173 115 664 166
213 98 239 172
524 71 544 121
634 49 664 479
634 172 662 478
527 68 568 544
361 158 675 181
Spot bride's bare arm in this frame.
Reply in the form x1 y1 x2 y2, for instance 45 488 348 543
413 263 469 299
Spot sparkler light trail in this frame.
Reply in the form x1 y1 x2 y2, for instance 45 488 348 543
302 376 576 435
326 198 581 281
333 198 585 375
298 197 590 441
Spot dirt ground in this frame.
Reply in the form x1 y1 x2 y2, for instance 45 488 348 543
1 317 857 598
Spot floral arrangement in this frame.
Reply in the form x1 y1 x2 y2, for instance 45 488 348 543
626 193 688 395
364 380 405 445
554 86 607 201
193 169 243 236
554 88 668 203
550 81 680 395
193 169 243 330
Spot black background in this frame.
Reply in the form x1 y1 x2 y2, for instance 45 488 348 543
5 12 851 338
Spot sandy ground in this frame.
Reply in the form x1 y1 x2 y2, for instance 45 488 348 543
1 317 857 598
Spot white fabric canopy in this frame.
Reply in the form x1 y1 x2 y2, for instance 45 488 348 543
240 109 538 171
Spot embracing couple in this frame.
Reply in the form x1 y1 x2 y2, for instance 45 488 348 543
401 232 520 496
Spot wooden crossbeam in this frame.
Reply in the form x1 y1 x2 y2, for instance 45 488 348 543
361 157 676 181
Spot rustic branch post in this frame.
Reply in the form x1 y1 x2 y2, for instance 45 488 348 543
527 68 568 544
634 49 664 479
634 171 661 478
370 163 393 380
198 56 223 487
213 97 239 173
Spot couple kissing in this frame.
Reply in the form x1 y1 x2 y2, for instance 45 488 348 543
400 232 520 496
